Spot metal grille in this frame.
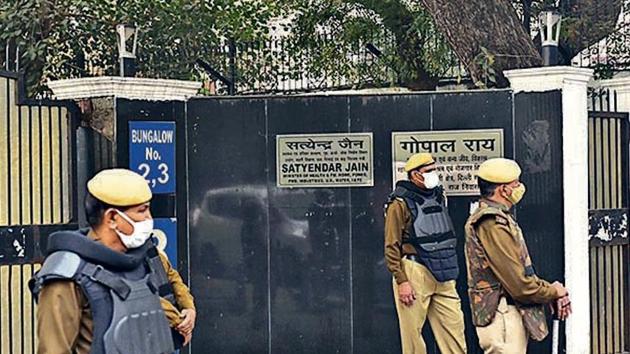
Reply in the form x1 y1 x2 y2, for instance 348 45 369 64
0 76 74 227
200 35 401 95
588 87 630 354
0 72 78 354
82 126 115 172
0 44 20 72
0 263 40 354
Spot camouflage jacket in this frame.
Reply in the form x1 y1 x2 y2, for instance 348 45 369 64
464 201 549 341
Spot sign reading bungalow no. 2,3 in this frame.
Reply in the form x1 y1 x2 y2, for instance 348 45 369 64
129 121 176 194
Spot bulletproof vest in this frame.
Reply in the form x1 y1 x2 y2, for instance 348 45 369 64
465 201 548 341
29 231 175 354
386 181 459 282
146 245 177 307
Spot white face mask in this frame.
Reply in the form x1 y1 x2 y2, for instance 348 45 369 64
422 171 441 189
113 209 154 249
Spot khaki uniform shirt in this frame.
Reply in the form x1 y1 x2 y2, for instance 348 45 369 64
384 199 418 284
474 200 558 303
36 232 195 354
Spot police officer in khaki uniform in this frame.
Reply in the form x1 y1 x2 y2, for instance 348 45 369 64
465 158 572 354
384 153 467 354
32 169 196 354
159 252 197 344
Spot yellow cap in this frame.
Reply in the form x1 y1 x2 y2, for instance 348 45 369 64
404 153 435 172
477 158 521 183
87 169 152 206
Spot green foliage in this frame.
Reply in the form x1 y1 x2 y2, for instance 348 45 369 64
589 1 630 80
473 47 497 88
3 0 622 94
281 0 458 89
0 0 460 93
0 0 281 94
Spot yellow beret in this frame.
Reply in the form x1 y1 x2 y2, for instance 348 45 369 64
404 153 435 172
87 169 152 206
477 158 521 183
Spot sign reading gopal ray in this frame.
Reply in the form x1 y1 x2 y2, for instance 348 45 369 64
392 129 504 196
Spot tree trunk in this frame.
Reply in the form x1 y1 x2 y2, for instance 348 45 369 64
418 0 542 86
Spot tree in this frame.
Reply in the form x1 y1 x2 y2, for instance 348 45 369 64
560 0 624 64
0 0 281 94
1 0 625 94
417 0 624 85
282 0 457 90
284 0 626 89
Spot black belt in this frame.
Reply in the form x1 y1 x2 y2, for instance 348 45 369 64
503 295 516 306
403 231 455 246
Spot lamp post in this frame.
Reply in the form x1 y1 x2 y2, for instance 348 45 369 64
116 24 138 77
539 9 562 66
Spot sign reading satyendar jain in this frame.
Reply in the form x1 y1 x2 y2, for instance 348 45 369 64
277 133 374 188
392 129 503 196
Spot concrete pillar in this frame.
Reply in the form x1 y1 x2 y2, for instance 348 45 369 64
504 67 593 354
47 76 201 141
47 76 201 102
46 77 200 220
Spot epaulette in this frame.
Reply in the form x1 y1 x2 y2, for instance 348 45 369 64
495 214 509 226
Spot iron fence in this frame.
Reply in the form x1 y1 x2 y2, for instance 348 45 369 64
0 70 79 354
587 87 630 354
198 34 402 95
1 43 20 72
2 3 630 96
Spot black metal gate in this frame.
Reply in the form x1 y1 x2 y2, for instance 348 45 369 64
0 65 589 354
588 89 630 354
0 70 79 354
179 90 565 353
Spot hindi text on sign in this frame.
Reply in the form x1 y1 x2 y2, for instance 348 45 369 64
277 133 374 188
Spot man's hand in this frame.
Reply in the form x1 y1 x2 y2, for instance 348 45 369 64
176 308 196 335
550 281 571 320
181 331 192 346
398 282 416 307
551 281 568 297
551 295 572 320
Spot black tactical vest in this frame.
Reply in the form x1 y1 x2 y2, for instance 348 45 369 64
386 181 459 282
29 230 175 354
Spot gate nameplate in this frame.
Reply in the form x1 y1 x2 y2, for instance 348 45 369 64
392 129 504 196
276 133 374 188
129 121 176 194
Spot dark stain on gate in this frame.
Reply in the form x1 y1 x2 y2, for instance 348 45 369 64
116 89 564 353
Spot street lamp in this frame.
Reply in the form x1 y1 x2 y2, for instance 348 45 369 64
116 24 138 77
539 9 562 66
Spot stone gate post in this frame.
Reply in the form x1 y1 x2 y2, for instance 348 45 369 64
505 67 593 354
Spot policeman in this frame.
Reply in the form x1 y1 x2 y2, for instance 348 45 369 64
465 158 572 353
30 169 194 354
159 250 197 346
384 153 466 354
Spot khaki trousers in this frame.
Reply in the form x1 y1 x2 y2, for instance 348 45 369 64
393 259 467 354
475 297 528 354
